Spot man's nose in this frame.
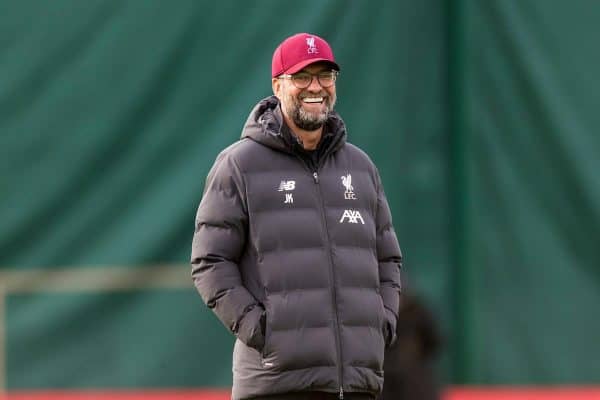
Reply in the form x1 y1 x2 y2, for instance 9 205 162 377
307 75 323 91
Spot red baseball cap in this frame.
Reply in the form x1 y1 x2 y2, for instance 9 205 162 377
271 33 340 78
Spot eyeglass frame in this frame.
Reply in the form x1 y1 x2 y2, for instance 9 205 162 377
277 70 339 89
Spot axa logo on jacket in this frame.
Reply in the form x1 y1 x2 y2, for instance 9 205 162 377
339 209 365 224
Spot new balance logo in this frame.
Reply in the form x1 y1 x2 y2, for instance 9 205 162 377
278 180 296 191
339 209 365 224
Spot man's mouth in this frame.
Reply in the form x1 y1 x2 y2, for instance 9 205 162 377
302 97 324 104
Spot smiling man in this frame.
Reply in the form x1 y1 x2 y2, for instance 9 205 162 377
191 33 403 400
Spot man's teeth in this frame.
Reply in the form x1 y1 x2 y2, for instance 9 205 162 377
303 97 323 103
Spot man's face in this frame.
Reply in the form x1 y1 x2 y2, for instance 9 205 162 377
273 62 337 132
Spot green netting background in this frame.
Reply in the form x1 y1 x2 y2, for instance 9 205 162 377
456 1 600 383
0 0 598 389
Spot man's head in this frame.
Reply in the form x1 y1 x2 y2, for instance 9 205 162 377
271 33 340 132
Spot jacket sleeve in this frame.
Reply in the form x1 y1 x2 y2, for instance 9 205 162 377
191 151 265 351
375 169 403 347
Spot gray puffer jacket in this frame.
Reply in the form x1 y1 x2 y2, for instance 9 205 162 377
191 96 402 399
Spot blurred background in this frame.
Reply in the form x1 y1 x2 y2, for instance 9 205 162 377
1 0 599 398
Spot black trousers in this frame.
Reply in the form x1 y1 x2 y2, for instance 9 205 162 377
246 392 376 400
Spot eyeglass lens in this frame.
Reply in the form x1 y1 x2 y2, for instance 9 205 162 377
292 72 336 88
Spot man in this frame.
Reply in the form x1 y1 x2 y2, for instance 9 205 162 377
191 32 402 400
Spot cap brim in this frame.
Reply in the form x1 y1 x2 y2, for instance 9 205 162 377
284 58 340 75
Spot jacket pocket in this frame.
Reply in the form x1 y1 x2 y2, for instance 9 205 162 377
260 288 273 360
375 288 388 344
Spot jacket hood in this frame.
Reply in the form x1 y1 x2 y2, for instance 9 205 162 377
240 95 347 155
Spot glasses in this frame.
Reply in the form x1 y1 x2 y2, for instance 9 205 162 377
278 70 338 89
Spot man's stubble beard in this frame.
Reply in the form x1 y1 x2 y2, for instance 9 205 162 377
281 90 337 132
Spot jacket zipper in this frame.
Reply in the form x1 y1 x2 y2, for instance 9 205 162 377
292 149 344 397
312 170 344 399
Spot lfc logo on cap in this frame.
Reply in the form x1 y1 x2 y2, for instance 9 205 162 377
306 37 319 54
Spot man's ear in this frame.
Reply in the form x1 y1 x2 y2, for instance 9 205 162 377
272 77 281 97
